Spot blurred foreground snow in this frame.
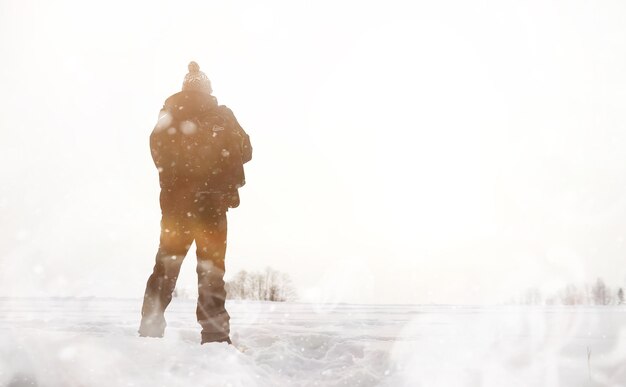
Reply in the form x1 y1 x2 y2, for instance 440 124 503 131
0 299 625 387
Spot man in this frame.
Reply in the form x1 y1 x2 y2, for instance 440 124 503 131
139 61 252 345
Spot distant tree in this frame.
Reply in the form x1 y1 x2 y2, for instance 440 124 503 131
226 267 297 302
544 295 558 306
519 279 621 306
591 278 611 305
173 286 194 299
522 287 542 305
583 283 593 305
224 270 249 300
265 267 279 301
248 271 263 300
561 284 583 305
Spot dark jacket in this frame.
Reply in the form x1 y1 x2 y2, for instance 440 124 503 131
150 91 252 207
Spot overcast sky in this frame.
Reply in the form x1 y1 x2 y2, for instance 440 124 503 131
2 0 626 304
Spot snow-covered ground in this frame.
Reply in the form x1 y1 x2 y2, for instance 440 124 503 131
0 298 625 387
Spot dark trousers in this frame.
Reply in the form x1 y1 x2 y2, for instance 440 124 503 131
140 190 230 343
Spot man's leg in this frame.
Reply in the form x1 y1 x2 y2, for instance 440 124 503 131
140 215 194 337
194 208 230 344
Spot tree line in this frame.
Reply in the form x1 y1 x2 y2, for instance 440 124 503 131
225 267 297 302
516 278 625 305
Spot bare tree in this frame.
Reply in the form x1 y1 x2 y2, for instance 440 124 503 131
226 267 297 302
560 284 583 305
224 270 249 300
522 287 542 305
172 286 194 299
591 278 611 305
518 279 620 306
583 283 592 305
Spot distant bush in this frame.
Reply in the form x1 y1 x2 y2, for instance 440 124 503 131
225 267 297 302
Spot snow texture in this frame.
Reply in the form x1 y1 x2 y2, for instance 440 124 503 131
0 298 625 387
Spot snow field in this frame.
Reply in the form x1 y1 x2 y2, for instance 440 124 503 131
0 298 625 386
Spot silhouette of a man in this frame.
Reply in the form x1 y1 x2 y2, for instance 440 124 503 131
139 62 252 344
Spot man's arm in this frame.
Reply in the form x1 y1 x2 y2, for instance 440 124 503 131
219 105 252 164
150 108 179 188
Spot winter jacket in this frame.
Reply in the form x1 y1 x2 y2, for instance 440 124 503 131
150 90 252 207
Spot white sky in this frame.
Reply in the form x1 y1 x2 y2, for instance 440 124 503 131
2 0 626 304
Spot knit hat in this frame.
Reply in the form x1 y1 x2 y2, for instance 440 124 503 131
182 61 212 94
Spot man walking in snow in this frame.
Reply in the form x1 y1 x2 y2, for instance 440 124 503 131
139 62 252 344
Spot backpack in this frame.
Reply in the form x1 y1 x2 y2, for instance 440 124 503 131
150 92 246 198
